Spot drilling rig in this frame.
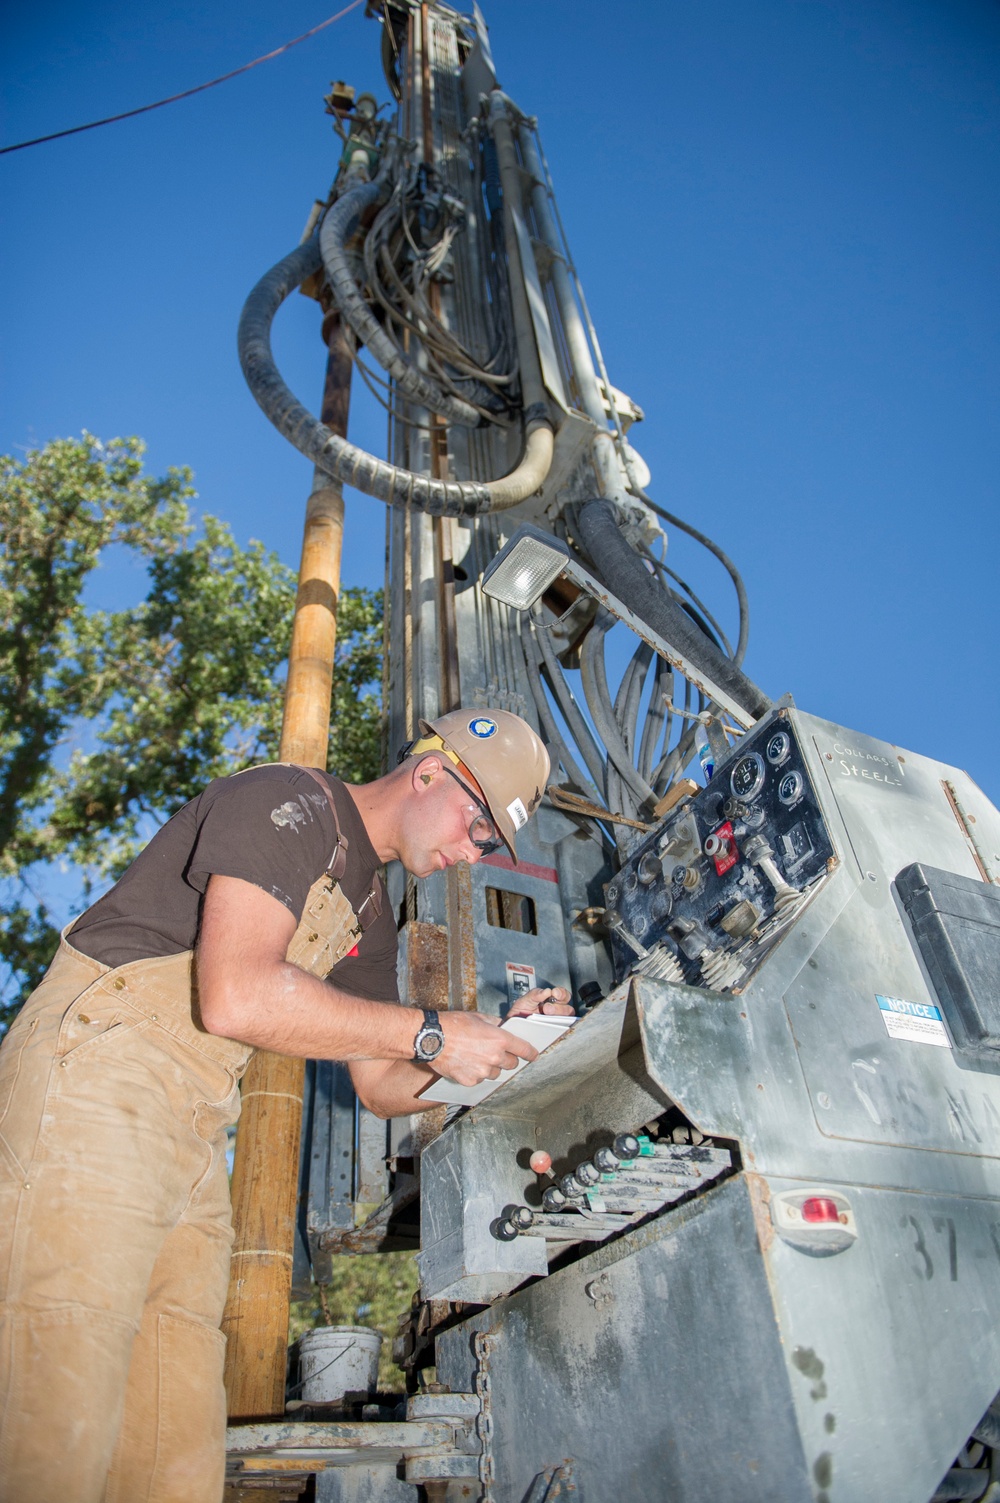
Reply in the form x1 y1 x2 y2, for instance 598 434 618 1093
225 3 1000 1499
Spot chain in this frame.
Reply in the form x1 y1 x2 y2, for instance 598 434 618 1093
474 1330 495 1503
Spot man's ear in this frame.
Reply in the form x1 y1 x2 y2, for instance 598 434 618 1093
411 753 442 792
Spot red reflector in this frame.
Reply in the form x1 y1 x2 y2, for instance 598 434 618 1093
801 1196 841 1224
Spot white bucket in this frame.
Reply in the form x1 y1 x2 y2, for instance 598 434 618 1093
297 1325 383 1403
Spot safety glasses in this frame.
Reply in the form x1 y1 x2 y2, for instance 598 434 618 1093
439 764 505 856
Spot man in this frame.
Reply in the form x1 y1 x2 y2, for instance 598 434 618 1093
0 708 570 1503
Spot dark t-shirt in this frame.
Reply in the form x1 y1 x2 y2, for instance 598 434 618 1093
70 766 399 1002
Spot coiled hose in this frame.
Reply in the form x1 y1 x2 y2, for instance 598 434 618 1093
237 235 554 516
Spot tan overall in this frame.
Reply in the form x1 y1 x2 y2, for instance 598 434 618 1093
0 845 375 1503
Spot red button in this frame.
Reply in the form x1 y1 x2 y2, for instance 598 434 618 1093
801 1196 841 1224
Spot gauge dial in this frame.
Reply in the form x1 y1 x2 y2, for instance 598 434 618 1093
730 752 766 802
766 730 791 767
779 770 804 807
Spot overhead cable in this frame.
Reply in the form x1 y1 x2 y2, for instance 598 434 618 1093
0 0 365 157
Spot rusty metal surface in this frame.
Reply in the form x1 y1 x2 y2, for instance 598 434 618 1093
445 863 479 1013
319 1180 419 1255
400 920 449 1008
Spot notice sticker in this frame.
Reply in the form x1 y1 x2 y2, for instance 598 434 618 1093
876 994 951 1049
506 961 536 1004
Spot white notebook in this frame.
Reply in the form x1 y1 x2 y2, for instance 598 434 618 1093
417 1012 576 1107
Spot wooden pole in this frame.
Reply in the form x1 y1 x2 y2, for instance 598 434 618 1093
222 311 352 1421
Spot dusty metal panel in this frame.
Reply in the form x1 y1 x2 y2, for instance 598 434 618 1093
419 1113 549 1300
435 1176 813 1502
632 711 1000 1193
758 1176 1000 1503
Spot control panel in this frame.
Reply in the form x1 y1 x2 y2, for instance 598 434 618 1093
605 713 835 993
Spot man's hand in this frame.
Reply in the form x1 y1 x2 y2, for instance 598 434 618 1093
507 985 574 1019
435 1010 538 1086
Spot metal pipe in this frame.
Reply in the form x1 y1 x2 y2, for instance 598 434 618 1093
486 92 554 451
527 120 651 509
222 311 353 1422
515 122 605 430
238 236 552 515
514 117 627 502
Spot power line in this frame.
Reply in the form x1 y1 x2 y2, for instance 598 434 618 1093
0 0 366 157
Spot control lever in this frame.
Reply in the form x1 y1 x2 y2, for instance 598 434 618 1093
742 834 803 914
604 908 684 983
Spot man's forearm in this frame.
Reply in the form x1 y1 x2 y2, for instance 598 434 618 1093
199 952 419 1062
349 1057 441 1119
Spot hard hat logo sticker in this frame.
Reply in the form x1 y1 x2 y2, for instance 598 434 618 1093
469 717 498 739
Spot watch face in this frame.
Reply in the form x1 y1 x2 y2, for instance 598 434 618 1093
415 1026 444 1061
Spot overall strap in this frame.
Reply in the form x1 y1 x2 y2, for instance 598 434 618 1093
293 768 384 933
295 766 350 882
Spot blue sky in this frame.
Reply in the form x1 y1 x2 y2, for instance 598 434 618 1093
3 0 998 801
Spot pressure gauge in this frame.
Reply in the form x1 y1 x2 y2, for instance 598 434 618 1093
730 752 766 803
766 730 791 767
779 770 804 808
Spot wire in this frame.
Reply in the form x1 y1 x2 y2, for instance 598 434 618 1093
0 0 365 156
640 496 751 666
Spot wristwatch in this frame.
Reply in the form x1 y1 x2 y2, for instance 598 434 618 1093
413 1008 445 1063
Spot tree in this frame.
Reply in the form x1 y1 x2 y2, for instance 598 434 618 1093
0 434 382 1025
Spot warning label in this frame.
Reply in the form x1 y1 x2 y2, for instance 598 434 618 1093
506 961 536 1004
876 994 951 1049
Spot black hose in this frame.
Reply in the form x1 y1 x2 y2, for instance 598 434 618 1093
615 641 654 761
974 1401 1000 1450
641 496 751 666
519 616 602 806
637 654 670 784
579 608 657 810
529 608 608 798
238 238 511 517
576 499 772 722
931 1468 990 1502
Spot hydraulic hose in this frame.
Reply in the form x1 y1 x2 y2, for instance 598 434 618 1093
576 499 772 721
319 177 480 428
580 607 657 811
519 615 604 809
237 236 553 516
637 655 671 784
529 605 609 797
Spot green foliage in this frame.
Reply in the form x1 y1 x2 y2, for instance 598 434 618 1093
0 434 383 1024
289 1252 420 1393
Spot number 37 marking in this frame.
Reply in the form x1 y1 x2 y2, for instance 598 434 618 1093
900 1214 958 1282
